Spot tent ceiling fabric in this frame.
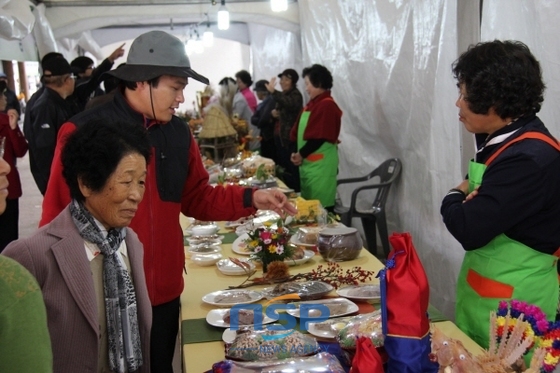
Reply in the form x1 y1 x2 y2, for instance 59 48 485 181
36 0 300 39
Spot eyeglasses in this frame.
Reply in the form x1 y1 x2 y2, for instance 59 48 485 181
0 137 5 159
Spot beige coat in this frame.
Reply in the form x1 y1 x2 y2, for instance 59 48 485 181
2 206 151 372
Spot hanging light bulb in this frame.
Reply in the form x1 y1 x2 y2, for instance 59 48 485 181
217 0 229 30
203 14 214 47
270 0 288 12
185 38 195 56
203 29 214 47
194 30 204 54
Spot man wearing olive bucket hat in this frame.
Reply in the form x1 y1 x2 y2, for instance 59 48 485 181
40 30 297 372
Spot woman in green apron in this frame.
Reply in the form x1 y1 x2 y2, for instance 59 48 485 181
440 40 560 350
289 64 342 211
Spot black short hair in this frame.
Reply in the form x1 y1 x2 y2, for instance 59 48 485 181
62 119 151 202
235 70 253 87
452 40 545 118
302 64 333 90
71 56 94 74
122 76 161 91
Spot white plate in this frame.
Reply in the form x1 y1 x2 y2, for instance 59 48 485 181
231 233 251 255
283 249 315 266
336 284 381 301
216 258 255 275
286 298 359 319
289 235 317 247
202 290 263 307
307 316 355 339
206 308 276 328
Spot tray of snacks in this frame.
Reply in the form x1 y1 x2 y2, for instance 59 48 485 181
336 310 384 349
261 281 334 301
210 352 345 373
225 329 320 361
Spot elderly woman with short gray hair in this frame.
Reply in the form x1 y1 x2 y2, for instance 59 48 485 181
3 118 152 372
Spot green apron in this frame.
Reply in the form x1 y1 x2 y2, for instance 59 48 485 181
297 111 338 207
456 160 558 349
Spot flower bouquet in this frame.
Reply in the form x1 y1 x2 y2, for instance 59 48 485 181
243 219 295 272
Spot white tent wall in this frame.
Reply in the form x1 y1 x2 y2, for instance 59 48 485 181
248 23 304 97
298 0 479 319
481 0 560 139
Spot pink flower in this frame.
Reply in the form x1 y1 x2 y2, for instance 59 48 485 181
276 245 284 255
260 231 272 241
254 246 262 253
264 239 272 245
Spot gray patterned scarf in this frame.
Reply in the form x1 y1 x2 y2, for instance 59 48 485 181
70 200 143 372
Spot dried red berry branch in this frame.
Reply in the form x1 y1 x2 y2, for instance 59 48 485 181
227 261 374 290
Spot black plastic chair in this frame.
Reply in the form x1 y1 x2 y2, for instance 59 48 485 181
334 158 402 258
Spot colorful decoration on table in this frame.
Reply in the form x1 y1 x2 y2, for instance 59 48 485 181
378 232 438 373
243 219 294 272
430 299 560 373
227 261 375 290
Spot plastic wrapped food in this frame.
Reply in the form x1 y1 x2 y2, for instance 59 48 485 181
261 281 334 301
212 352 345 372
336 310 384 349
226 329 320 361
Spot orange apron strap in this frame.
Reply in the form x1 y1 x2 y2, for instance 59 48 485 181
485 132 560 166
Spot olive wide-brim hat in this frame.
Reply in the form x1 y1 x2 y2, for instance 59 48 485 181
106 30 209 85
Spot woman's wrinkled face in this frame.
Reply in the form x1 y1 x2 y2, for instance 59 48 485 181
304 76 322 100
455 84 506 135
141 75 187 123
80 153 147 229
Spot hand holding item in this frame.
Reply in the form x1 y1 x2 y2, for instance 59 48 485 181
266 77 277 93
291 152 303 166
253 189 297 217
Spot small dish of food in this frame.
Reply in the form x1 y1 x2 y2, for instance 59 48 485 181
202 289 263 307
216 258 256 276
191 252 223 267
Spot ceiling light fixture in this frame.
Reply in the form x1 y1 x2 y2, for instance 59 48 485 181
271 0 288 12
217 0 229 30
203 13 214 47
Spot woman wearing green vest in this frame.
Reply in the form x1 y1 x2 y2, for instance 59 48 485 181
290 64 342 211
441 40 560 349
